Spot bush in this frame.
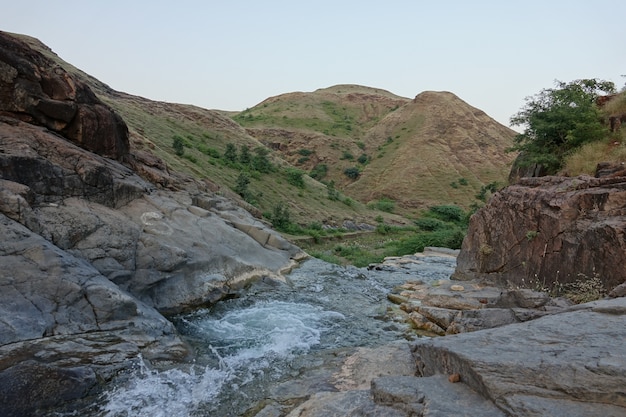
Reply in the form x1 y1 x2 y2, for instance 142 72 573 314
172 135 185 156
344 167 360 180
310 164 328 180
224 143 238 163
285 168 305 188
270 201 291 230
369 198 395 213
427 205 465 223
414 217 447 231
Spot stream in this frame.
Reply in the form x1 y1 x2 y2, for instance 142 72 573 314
98 255 456 417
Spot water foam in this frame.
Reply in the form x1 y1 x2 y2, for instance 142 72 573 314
100 301 344 416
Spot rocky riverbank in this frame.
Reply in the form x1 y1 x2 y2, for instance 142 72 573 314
283 250 626 417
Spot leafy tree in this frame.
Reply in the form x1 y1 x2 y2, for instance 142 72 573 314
252 147 273 173
224 143 238 163
234 172 251 199
172 135 185 156
509 79 615 173
239 145 251 165
270 201 291 230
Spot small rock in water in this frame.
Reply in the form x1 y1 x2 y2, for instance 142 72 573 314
450 284 465 291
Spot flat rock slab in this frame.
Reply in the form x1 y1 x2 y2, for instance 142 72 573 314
412 297 626 416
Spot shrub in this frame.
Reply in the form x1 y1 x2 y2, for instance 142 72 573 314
370 198 395 213
172 135 185 156
310 164 328 180
414 217 446 231
270 201 291 230
224 143 238 163
341 151 354 160
285 168 305 188
428 205 465 223
357 154 369 165
343 167 360 180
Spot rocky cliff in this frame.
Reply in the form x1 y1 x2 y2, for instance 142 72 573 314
0 31 305 416
454 174 626 295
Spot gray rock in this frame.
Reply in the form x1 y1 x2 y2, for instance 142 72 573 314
412 297 626 416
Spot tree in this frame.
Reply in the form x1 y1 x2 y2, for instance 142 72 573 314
239 145 251 165
509 79 615 174
252 147 273 173
234 172 250 199
224 143 237 163
270 201 291 230
172 135 185 156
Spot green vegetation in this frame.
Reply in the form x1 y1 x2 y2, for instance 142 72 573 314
310 164 328 180
301 205 470 266
368 198 395 213
285 168 305 188
343 166 360 179
509 78 616 174
172 135 185 156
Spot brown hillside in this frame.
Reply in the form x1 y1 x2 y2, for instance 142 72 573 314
238 88 517 215
349 91 518 213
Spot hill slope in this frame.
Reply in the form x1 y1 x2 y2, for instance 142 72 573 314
15 31 516 224
234 86 517 216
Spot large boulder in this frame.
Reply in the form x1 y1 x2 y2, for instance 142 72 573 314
454 175 626 294
0 31 129 159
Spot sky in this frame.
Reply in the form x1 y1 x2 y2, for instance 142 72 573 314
2 1 625 129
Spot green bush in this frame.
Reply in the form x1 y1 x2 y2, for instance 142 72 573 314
414 217 447 231
369 198 395 213
270 201 291 230
310 164 328 180
427 205 465 223
224 143 238 163
285 168 305 188
172 135 185 156
343 167 360 180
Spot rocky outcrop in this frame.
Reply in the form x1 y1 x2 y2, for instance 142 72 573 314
0 32 306 416
273 296 626 417
411 296 626 417
0 31 129 159
454 175 626 295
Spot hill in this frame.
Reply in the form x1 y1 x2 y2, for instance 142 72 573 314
13 31 516 226
234 86 517 217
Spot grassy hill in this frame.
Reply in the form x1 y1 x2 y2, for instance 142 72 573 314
233 86 517 217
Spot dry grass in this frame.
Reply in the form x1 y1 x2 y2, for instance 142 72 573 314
561 137 626 176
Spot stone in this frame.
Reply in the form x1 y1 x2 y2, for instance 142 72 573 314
331 342 417 391
454 175 626 292
412 297 626 416
0 32 129 159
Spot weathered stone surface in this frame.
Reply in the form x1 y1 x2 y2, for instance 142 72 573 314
454 175 626 294
0 31 129 158
331 342 417 391
412 297 626 416
0 361 96 417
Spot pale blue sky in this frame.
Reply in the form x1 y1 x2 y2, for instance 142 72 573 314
2 1 625 128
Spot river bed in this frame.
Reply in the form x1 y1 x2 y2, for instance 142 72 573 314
98 255 456 417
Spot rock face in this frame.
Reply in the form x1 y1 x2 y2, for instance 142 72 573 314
0 32 305 416
0 31 129 159
454 175 626 294
412 297 626 417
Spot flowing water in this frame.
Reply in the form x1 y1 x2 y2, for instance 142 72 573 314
98 255 456 417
